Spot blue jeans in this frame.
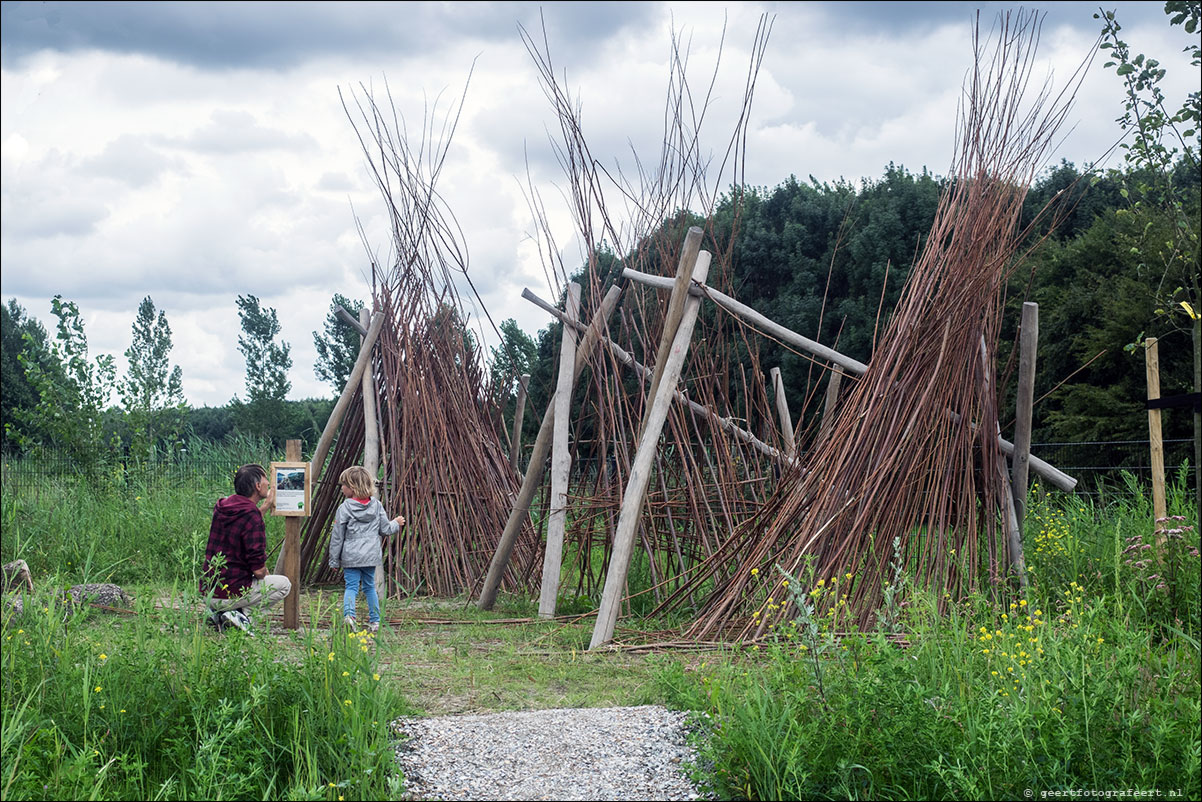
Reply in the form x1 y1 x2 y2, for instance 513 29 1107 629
342 566 380 624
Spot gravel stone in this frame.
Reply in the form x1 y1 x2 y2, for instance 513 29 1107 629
391 705 707 801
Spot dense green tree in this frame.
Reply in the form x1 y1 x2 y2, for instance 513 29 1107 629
233 295 292 444
313 293 365 395
1098 0 1200 505
1 299 58 451
120 296 187 458
16 296 117 466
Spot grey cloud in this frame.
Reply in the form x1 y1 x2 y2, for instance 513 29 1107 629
1 1 659 71
80 134 183 187
167 109 319 154
1 196 109 240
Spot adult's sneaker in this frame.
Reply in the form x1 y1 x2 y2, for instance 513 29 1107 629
221 609 253 635
207 610 226 632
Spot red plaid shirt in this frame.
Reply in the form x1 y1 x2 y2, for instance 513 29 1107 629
201 494 266 599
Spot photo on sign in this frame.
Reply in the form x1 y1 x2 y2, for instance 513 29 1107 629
270 461 311 517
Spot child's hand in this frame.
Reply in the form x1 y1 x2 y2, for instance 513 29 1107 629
394 515 405 527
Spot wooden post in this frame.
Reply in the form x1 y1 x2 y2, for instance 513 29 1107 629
359 307 386 598
478 285 623 610
819 370 843 443
1146 337 1167 545
1011 302 1037 531
642 227 704 433
509 374 530 473
283 439 302 629
770 367 795 459
981 337 1027 589
591 250 712 649
539 283 581 618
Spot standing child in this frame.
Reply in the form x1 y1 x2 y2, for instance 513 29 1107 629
328 466 404 632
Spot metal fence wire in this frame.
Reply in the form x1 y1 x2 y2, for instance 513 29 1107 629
0 439 1194 498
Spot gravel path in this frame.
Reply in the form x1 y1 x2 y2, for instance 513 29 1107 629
391 705 707 801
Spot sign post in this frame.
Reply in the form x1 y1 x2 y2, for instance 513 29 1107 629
272 441 310 629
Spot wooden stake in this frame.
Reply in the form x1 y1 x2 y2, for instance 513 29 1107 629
359 307 386 598
642 227 704 435
539 283 581 617
591 250 712 649
509 374 530 473
819 370 843 444
1146 337 1167 544
1011 302 1037 531
770 367 795 459
477 285 623 610
283 439 302 629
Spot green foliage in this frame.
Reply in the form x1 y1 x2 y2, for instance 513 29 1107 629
1 299 58 452
1 590 410 800
488 318 538 452
313 294 365 395
14 296 118 471
120 296 187 462
234 295 293 444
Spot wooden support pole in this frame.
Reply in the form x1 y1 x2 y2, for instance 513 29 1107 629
981 336 1027 590
1146 337 1167 544
359 307 386 598
591 251 712 649
624 267 1076 492
1012 302 1038 532
819 370 843 443
508 374 530 473
283 439 302 629
770 367 795 459
539 283 581 618
477 285 623 610
644 227 704 427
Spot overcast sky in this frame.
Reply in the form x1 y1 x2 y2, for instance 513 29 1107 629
2 1 1196 408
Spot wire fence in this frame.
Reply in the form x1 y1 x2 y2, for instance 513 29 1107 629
1 439 1195 499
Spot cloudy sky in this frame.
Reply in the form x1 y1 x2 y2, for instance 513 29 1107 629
2 1 1195 408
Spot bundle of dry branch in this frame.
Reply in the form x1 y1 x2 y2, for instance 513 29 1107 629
672 10 1086 640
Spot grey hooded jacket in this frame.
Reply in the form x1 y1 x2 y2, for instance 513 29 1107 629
328 498 401 569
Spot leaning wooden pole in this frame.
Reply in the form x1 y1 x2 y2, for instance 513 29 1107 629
539 283 581 618
591 250 712 649
359 307 386 598
509 374 530 473
770 367 795 459
477 285 623 610
642 227 704 435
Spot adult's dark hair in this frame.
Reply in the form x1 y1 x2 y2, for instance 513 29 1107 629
234 464 267 497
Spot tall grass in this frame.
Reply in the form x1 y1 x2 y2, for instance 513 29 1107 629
1 587 411 800
656 470 1201 800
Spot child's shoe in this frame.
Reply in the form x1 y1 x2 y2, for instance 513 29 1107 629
344 615 356 628
368 621 379 633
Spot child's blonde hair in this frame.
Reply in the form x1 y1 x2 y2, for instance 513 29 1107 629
339 466 375 499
